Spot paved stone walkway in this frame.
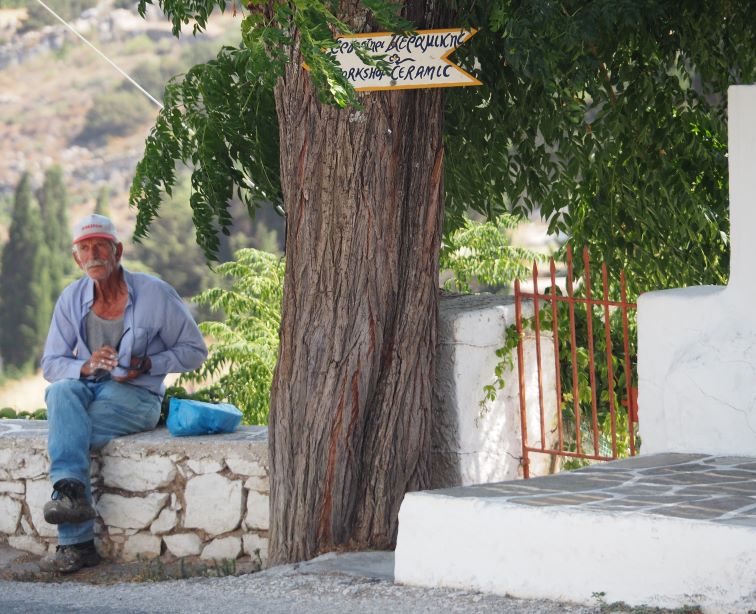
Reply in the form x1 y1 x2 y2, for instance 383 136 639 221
434 453 756 527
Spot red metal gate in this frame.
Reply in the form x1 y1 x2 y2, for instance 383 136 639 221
514 246 638 478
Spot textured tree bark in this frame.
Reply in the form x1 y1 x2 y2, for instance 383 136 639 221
268 1 446 564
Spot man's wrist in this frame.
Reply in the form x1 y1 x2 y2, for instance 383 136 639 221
135 357 151 374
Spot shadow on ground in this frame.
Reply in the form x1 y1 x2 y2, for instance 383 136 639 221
0 543 261 584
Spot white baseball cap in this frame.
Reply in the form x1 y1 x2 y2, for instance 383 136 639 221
72 214 118 244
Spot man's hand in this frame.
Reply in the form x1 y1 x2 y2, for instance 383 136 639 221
82 345 118 378
113 356 151 383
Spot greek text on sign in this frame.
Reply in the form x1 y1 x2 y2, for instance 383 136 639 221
331 28 481 91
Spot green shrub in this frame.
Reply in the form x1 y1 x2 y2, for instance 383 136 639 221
17 0 97 34
0 407 17 419
180 38 229 67
78 90 154 143
0 408 48 420
126 57 184 102
122 34 156 56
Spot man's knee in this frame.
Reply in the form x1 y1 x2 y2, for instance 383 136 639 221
45 379 89 410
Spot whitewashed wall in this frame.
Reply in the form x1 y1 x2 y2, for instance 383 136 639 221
638 85 756 456
433 294 558 487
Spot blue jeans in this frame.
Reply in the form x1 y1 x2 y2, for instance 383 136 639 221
45 379 161 546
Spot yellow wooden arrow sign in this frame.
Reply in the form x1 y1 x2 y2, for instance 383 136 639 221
330 28 481 92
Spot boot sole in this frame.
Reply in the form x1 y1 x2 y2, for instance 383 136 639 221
43 507 96 525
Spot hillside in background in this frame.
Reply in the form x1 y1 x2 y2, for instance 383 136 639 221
0 0 284 257
2 1 221 212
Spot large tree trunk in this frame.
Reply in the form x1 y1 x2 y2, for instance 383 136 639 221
269 1 446 564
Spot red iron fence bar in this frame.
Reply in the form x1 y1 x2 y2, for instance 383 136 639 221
549 259 564 452
582 247 601 458
602 262 618 454
515 246 638 478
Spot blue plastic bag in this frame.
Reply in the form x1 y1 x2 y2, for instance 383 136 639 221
166 398 242 436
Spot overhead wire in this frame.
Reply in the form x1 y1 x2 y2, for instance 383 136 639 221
33 0 164 110
30 2 281 215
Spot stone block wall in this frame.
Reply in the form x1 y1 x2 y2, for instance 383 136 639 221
0 421 269 565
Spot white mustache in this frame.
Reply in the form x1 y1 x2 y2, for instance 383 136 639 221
85 259 108 270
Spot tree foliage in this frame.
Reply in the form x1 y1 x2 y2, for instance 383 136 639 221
176 248 284 424
0 173 51 372
135 175 225 299
133 170 283 308
129 42 280 260
447 0 753 298
131 0 754 299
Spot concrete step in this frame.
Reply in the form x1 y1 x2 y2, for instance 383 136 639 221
395 453 756 612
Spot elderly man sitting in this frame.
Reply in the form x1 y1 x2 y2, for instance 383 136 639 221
39 214 207 573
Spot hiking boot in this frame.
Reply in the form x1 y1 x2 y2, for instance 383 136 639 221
43 479 96 525
39 540 101 574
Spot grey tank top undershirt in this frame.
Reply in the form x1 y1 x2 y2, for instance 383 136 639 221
85 311 124 354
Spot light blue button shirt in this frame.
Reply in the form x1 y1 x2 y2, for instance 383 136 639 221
41 267 208 398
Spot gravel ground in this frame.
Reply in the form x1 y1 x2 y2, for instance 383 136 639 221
0 555 608 614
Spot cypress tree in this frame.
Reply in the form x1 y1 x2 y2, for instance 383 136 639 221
94 185 110 216
38 165 71 302
0 173 51 371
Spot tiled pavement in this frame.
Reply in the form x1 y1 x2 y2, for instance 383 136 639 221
433 453 756 528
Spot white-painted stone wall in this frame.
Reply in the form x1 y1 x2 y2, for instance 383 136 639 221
0 421 270 565
433 294 558 487
638 85 756 456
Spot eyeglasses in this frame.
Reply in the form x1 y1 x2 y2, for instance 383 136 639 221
115 327 130 351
